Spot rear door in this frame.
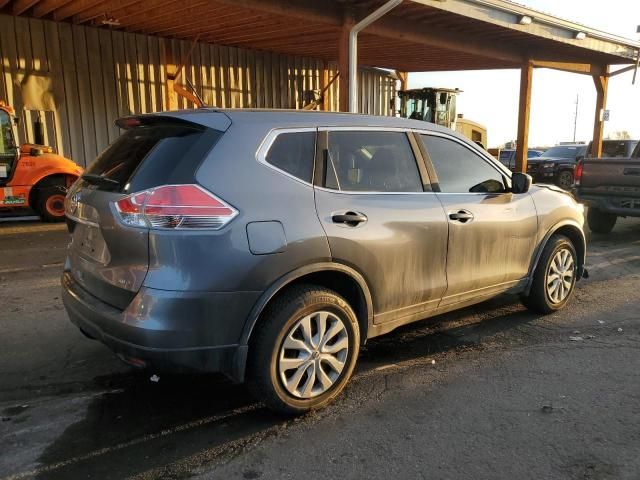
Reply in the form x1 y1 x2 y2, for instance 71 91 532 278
65 118 223 309
313 128 448 324
419 133 538 306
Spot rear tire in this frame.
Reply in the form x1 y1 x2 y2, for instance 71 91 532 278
587 208 617 234
247 284 360 415
36 186 67 222
521 234 577 314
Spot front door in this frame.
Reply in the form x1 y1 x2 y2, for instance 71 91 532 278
314 129 448 324
419 133 538 306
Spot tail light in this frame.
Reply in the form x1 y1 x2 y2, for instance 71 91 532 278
114 184 238 230
574 161 583 186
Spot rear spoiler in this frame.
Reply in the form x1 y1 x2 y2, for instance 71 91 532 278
115 110 232 132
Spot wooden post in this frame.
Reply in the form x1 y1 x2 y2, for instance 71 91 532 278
591 70 609 158
337 27 350 112
338 11 354 113
322 68 330 111
396 71 408 91
164 43 179 111
515 61 533 174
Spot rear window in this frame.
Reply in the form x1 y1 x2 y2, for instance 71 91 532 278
85 122 222 192
602 141 636 158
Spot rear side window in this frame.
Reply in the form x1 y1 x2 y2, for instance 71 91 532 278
85 123 221 192
265 131 316 183
324 131 423 192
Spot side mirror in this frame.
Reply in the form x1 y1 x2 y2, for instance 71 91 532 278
511 172 532 194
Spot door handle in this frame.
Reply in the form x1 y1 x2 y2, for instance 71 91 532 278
332 212 368 226
448 210 474 223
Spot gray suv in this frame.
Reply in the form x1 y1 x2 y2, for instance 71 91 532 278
62 110 587 414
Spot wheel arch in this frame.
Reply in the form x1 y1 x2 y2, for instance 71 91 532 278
28 173 78 207
525 220 586 294
231 263 374 382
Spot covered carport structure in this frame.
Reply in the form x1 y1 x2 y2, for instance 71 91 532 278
1 0 639 171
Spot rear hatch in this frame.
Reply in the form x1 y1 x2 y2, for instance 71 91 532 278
65 115 226 310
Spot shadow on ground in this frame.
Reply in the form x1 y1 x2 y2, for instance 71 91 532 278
33 294 539 479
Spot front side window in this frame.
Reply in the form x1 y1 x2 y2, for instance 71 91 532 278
325 131 423 193
265 131 316 183
421 135 506 194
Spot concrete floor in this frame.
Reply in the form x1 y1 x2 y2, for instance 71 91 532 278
1 218 639 480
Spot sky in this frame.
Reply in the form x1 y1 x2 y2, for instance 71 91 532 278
408 0 640 148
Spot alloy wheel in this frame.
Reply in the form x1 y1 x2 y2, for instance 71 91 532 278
558 171 573 189
546 247 575 304
278 311 349 399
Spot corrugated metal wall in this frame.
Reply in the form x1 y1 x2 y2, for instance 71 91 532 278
0 14 396 167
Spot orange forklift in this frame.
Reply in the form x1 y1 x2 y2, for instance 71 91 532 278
0 101 82 221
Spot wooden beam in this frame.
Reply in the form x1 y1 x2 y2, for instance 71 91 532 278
73 0 146 24
0 0 11 8
211 0 524 64
515 61 533 174
531 60 603 76
32 0 74 17
607 64 637 77
13 0 40 15
53 0 109 21
591 71 609 158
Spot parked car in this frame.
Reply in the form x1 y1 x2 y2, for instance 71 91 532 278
575 141 640 233
62 110 587 414
498 148 544 170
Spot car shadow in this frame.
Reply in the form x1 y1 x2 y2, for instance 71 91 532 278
32 293 541 479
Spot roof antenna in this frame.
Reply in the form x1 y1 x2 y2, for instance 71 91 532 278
186 78 207 108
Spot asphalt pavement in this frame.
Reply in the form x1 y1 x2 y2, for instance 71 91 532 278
1 218 639 479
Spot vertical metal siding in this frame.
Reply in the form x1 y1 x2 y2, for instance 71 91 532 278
0 14 396 167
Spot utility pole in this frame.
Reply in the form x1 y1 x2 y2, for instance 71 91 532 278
572 94 579 142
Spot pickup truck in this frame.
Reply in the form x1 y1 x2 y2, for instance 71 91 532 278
574 142 640 233
512 140 638 190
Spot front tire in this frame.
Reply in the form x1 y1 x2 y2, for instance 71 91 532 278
556 170 574 190
521 234 578 314
247 285 360 415
36 186 67 222
587 207 617 234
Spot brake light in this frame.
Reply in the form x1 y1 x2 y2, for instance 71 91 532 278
575 161 583 186
114 185 238 230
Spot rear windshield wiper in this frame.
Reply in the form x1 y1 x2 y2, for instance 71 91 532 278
81 174 120 187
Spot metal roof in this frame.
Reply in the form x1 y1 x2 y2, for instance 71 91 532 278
1 0 638 72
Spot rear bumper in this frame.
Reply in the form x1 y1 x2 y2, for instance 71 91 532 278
575 194 640 217
61 271 259 381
